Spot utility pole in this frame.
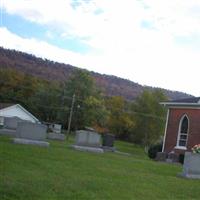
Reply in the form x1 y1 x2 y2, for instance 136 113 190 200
66 94 75 139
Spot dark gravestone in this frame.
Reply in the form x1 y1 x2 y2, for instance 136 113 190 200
155 152 167 161
103 134 115 147
167 152 179 163
102 133 116 152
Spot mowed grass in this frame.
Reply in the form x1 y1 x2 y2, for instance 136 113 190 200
0 136 200 200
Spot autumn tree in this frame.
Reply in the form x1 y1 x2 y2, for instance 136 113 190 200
0 69 40 107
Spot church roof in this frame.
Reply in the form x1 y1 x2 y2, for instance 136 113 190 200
161 97 200 107
169 97 200 103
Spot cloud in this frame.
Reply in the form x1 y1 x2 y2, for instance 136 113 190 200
1 26 200 97
2 0 200 40
0 27 86 66
1 1 200 96
2 0 200 58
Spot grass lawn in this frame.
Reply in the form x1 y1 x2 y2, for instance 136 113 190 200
0 135 200 200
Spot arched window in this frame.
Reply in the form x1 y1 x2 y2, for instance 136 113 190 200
177 115 189 147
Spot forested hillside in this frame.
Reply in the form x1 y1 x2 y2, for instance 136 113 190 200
0 68 168 145
0 47 192 100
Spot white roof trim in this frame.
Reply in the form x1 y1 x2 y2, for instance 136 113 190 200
0 104 39 122
160 102 200 108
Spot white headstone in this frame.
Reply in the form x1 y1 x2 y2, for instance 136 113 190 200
75 130 101 147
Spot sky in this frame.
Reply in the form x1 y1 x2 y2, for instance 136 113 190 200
0 0 200 96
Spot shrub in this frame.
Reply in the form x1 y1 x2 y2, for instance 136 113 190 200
179 154 185 164
148 143 162 159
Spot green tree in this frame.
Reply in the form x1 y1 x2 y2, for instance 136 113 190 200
64 69 106 130
83 96 108 131
132 90 167 148
106 96 135 139
28 82 62 123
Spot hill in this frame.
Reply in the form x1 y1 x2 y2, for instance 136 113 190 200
0 47 192 100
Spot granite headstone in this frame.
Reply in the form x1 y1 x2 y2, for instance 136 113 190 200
181 152 200 179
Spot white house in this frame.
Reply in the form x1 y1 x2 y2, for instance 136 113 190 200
0 103 39 125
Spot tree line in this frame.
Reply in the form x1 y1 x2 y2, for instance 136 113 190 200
0 68 167 147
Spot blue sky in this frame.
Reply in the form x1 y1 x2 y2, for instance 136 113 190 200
0 0 200 96
2 11 92 53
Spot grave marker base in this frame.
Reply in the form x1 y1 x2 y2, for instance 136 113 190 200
47 132 66 141
71 145 104 153
13 138 49 147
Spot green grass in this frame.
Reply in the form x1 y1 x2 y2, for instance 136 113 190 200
0 136 200 200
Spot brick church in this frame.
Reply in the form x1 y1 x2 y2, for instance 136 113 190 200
162 97 200 156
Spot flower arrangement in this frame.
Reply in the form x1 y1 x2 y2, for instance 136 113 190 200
192 144 200 153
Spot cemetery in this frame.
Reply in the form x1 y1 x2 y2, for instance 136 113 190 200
71 129 116 153
1 135 200 200
0 117 49 147
1 117 200 199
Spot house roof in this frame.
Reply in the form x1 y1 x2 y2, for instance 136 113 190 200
161 97 200 107
0 103 40 122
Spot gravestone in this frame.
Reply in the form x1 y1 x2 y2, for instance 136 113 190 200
4 117 23 130
13 122 49 147
72 130 103 153
87 132 101 147
102 133 116 152
103 134 115 147
167 152 179 163
16 122 47 140
180 152 200 179
0 117 24 137
48 123 62 134
53 124 62 134
75 130 88 146
155 152 167 161
75 130 101 147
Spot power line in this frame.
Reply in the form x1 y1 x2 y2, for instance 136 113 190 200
1 96 166 121
0 80 166 120
126 110 166 121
